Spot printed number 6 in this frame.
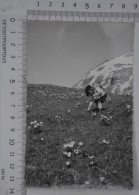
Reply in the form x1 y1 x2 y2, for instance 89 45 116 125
98 3 101 8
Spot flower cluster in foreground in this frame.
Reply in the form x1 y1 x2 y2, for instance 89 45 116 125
30 120 43 128
62 140 97 169
101 115 112 125
127 104 132 113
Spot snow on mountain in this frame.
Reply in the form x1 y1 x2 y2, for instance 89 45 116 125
73 53 133 95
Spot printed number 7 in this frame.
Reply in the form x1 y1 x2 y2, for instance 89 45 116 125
110 3 113 8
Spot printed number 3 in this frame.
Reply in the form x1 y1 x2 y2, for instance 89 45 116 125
61 2 64 7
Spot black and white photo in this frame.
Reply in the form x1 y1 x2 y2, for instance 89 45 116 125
25 21 134 189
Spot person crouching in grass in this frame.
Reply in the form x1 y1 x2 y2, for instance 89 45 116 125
85 84 107 113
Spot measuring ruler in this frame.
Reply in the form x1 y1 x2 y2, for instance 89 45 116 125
0 3 27 194
0 0 139 195
27 0 139 22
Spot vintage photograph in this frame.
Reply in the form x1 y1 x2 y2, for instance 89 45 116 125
25 21 134 189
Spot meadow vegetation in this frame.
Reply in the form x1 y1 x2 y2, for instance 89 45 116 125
25 84 133 189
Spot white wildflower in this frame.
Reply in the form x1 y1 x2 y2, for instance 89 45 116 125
40 122 43 125
67 152 72 157
88 155 94 159
63 141 75 148
34 125 37 128
66 161 70 165
68 109 71 113
41 138 44 141
100 176 105 182
103 139 109 144
79 142 83 146
91 112 97 116
74 149 79 154
63 151 67 155
90 161 95 165
127 105 132 110
85 181 90 185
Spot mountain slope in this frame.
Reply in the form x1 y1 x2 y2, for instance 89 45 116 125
73 53 133 95
25 84 133 189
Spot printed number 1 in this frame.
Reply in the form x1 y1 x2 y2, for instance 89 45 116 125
122 4 125 9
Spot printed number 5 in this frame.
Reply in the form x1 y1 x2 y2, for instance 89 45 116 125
85 3 89 9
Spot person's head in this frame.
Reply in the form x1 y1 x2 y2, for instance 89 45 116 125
85 85 95 97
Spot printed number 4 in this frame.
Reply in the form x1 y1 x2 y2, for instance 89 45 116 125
73 3 77 7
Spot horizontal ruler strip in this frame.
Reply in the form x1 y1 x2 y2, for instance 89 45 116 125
28 10 139 22
28 0 139 13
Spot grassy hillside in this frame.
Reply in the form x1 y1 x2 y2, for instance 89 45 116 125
25 84 133 189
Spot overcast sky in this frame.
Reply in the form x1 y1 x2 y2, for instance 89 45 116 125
27 21 134 87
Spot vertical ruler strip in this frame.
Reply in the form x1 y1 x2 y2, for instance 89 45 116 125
0 15 27 195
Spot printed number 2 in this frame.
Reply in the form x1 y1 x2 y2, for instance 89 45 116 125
49 2 52 7
37 2 39 6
